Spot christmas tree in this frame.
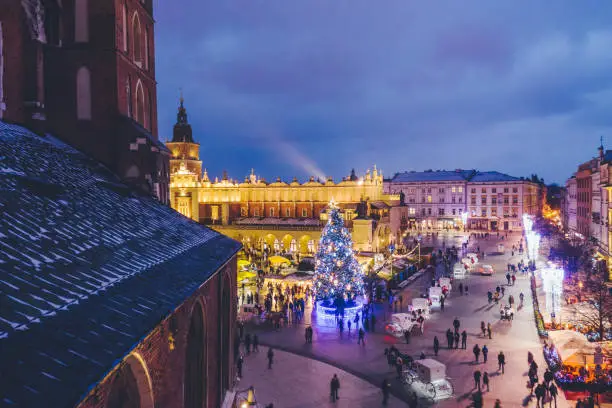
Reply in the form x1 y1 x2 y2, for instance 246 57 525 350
314 202 365 305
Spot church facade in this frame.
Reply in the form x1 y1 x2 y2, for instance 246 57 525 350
167 100 400 253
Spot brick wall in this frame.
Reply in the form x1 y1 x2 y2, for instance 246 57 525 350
77 258 237 408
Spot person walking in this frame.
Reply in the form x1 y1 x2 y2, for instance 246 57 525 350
482 345 488 363
440 295 445 311
473 370 482 391
237 354 244 378
459 282 464 295
253 334 259 352
446 328 453 349
506 273 511 285
381 378 391 405
549 383 558 408
487 323 492 339
330 374 340 402
498 351 506 374
358 328 365 345
347 319 352 333
482 371 490 391
353 313 360 330
433 336 440 356
267 347 275 369
473 344 481 363
481 321 486 337
453 317 460 333
454 331 460 349
404 329 411 344
465 284 469 295
512 274 516 285
245 333 252 354
461 330 467 349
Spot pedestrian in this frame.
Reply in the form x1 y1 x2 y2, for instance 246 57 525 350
453 317 460 333
381 378 391 405
465 285 469 295
358 328 365 345
528 351 534 366
487 323 492 339
237 354 244 378
473 344 481 362
461 330 467 349
498 351 506 374
446 328 453 349
494 399 502 408
459 282 464 295
347 319 352 333
253 334 259 352
433 336 439 356
482 345 488 363
501 286 505 296
549 383 558 408
454 332 460 349
330 374 340 402
354 313 360 330
512 274 516 285
404 329 411 344
473 370 482 390
481 321 486 337
483 372 490 391
245 333 252 354
267 347 274 369
506 273 511 285
440 295 445 311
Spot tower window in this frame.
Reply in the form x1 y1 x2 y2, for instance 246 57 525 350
122 2 128 52
76 66 92 119
135 80 145 127
74 0 89 42
132 12 142 66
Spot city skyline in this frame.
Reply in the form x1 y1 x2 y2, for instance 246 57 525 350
155 0 612 184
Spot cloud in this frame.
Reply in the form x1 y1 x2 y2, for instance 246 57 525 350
155 1 612 184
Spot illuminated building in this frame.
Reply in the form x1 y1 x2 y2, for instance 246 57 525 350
167 99 400 253
385 170 543 232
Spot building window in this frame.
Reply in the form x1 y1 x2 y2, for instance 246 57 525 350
513 196 518 204
421 208 426 216
451 187 456 193
254 208 259 216
503 196 509 204
144 27 149 69
459 187 463 193
132 12 143 66
76 66 92 119
75 0 89 42
422 188 426 194
440 197 444 203
122 2 128 51
452 197 456 204
504 188 509 193
270 207 275 217
135 80 145 126
481 208 487 217
471 196 476 205
126 75 132 117
481 196 486 205
452 209 456 215
438 208 444 216
427 208 432 215
513 187 518 193
439 188 444 193
427 188 432 194
302 208 307 217
492 197 497 204
422 197 426 203
409 208 416 215
491 208 497 216
308 240 315 253
458 197 462 203
492 188 496 193
481 188 486 193
471 188 476 193
285 208 290 217
427 195 432 203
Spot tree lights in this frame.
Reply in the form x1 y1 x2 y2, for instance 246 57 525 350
313 202 365 303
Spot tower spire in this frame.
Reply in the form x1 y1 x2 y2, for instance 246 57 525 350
171 92 194 143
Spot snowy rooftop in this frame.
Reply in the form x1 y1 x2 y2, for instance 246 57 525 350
391 170 475 183
0 122 240 407
469 171 520 182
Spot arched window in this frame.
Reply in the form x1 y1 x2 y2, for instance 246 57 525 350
144 27 149 69
74 0 89 42
76 66 92 119
270 207 275 217
132 12 142 65
135 80 145 126
122 2 128 52
126 75 132 117
184 303 207 408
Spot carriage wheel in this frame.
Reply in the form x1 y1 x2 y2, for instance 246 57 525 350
426 382 436 398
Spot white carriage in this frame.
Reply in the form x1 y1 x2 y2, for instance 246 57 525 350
408 298 431 318
428 286 443 309
438 277 452 293
385 313 420 337
402 359 454 401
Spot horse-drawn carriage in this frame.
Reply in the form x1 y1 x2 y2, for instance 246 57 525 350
402 359 454 401
500 305 514 321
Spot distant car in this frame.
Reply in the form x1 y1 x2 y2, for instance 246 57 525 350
475 264 495 276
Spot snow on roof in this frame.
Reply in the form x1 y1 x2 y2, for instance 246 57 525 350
470 171 520 182
0 121 240 407
391 170 474 183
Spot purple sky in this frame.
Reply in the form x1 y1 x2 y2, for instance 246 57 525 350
154 1 612 185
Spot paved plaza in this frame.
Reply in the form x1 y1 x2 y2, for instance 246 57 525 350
243 232 575 407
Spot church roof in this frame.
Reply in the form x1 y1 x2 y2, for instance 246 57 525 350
0 121 240 407
391 170 474 183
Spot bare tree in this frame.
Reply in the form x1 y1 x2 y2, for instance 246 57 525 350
574 273 612 341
